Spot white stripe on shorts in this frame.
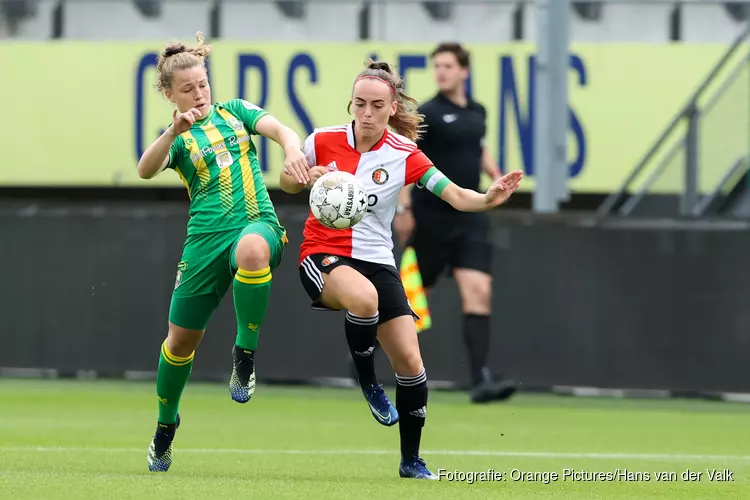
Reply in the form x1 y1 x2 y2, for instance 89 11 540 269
301 256 324 292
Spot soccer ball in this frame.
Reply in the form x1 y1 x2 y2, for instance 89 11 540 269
309 171 368 229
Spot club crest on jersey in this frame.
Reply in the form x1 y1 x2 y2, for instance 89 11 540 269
372 167 389 185
228 118 243 132
321 256 339 267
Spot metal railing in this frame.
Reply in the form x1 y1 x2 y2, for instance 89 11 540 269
596 23 750 218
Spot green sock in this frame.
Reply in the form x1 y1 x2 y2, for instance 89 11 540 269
156 340 194 425
233 266 272 351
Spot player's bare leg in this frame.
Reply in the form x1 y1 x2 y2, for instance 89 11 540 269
148 324 204 472
319 266 398 426
378 316 437 480
229 233 273 403
453 268 516 403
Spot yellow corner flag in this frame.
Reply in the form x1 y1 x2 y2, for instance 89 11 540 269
399 246 432 333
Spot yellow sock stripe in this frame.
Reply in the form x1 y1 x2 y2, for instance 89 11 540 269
161 341 195 367
235 273 272 285
237 267 271 278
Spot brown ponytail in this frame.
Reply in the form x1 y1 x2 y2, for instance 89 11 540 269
350 59 425 142
155 31 212 93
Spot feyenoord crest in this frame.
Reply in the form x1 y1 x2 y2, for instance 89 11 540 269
372 167 389 185
321 255 339 267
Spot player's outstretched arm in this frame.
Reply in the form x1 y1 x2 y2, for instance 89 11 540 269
255 115 310 184
439 170 524 212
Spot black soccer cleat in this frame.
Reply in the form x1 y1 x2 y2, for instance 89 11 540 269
147 413 180 472
229 345 256 403
470 378 517 404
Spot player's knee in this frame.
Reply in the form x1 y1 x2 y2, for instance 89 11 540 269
346 284 379 318
166 325 203 357
392 351 424 378
462 276 492 311
235 234 271 271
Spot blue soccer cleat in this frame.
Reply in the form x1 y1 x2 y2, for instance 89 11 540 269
147 413 180 472
229 345 256 403
399 456 439 480
362 383 399 426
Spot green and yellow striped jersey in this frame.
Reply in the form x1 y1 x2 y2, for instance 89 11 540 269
165 99 281 235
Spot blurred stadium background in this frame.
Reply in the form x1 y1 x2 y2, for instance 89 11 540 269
4 1 750 498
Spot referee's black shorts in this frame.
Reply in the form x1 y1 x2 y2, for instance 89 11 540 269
409 208 493 290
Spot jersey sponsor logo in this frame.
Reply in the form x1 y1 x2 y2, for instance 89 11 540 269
216 151 234 169
189 138 246 163
372 167 389 185
443 113 458 123
321 255 338 267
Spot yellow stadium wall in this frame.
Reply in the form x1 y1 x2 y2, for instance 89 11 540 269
0 42 731 192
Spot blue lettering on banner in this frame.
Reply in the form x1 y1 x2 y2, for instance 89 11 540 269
135 52 158 161
498 54 587 177
287 53 317 137
397 55 426 93
238 54 268 171
134 49 587 181
569 54 587 177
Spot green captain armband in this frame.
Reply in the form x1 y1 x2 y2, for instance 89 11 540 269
417 167 452 197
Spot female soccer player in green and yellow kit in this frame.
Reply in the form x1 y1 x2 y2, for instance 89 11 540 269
137 32 310 472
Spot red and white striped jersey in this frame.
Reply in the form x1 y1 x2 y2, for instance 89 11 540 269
299 122 434 267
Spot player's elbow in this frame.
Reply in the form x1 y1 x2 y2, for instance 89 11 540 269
137 162 155 180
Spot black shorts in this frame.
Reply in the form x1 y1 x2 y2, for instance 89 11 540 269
298 253 418 324
409 210 493 289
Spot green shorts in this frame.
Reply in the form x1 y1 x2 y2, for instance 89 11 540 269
168 220 287 330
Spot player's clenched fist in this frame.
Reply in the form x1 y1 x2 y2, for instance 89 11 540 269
171 108 202 135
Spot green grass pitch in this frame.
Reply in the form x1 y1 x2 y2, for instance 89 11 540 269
1 379 750 499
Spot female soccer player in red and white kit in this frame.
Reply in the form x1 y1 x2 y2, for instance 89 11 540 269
280 60 523 480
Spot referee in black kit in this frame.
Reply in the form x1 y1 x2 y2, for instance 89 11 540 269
394 42 517 403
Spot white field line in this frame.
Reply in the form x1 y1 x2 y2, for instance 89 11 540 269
1 447 749 461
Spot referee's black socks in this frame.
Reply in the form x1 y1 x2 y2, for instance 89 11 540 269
396 369 428 460
463 314 492 387
345 311 379 388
